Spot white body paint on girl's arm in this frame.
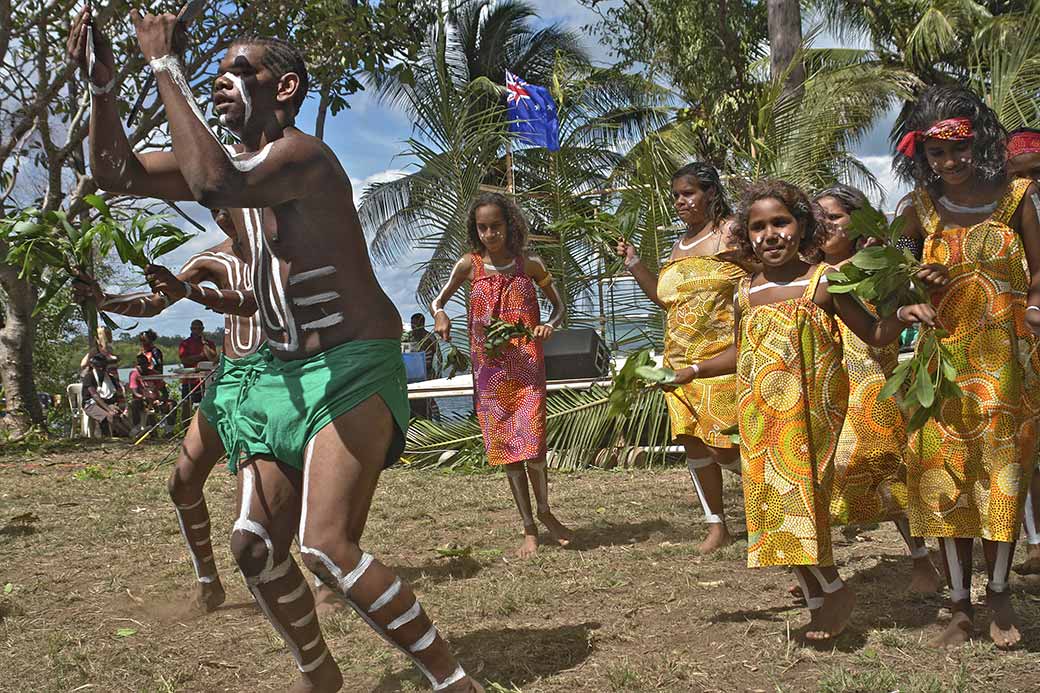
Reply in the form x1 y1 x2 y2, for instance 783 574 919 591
430 258 467 314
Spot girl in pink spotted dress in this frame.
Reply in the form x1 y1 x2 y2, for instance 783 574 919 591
431 193 573 558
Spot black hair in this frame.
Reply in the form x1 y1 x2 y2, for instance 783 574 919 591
231 36 309 114
410 313 425 324
90 352 109 368
812 184 868 214
466 192 529 257
136 354 150 368
140 329 158 343
733 179 825 262
892 85 1006 189
670 162 733 228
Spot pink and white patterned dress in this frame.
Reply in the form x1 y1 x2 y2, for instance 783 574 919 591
468 253 547 465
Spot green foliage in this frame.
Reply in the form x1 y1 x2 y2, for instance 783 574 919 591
886 328 962 433
483 317 534 359
444 343 471 377
83 195 191 271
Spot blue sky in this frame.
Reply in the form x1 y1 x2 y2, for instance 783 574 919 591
110 1 907 341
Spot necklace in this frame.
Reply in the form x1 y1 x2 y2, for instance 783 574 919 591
939 195 998 215
677 223 716 251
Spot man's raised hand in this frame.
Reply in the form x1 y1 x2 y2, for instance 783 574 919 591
129 8 189 62
145 264 187 300
67 7 116 89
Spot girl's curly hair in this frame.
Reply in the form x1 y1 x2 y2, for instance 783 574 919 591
892 85 1007 189
732 179 825 263
671 162 733 228
467 192 529 257
812 183 868 214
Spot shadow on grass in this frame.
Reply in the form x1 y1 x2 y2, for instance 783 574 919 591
373 621 601 691
395 555 484 585
843 554 944 631
565 519 686 550
0 523 36 538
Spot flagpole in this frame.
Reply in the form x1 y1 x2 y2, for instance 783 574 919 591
505 138 514 194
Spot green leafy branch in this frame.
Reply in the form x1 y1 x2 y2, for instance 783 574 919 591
607 349 675 418
443 343 471 378
825 205 961 433
483 317 534 360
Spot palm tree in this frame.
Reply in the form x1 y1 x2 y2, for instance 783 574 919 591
358 0 588 310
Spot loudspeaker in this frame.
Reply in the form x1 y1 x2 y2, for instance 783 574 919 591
543 328 610 380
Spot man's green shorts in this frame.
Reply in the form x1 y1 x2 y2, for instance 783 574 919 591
200 339 410 473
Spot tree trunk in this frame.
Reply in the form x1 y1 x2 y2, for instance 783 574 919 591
314 84 331 141
767 0 805 98
0 254 44 433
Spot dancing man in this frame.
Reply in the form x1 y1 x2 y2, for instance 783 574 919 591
70 7 479 692
73 207 263 612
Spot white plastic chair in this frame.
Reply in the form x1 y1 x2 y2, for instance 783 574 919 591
66 383 100 438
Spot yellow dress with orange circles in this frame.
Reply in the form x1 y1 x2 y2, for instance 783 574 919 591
829 318 910 526
737 265 849 568
907 179 1039 542
658 254 746 448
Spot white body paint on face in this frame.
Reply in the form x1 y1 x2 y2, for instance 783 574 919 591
222 71 252 129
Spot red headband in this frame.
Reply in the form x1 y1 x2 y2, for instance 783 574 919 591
1007 131 1040 160
896 117 974 158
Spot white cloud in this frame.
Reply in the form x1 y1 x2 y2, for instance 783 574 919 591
859 155 911 212
350 168 409 208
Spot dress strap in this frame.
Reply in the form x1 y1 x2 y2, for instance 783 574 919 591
802 264 828 302
990 178 1031 226
911 188 942 238
737 275 752 313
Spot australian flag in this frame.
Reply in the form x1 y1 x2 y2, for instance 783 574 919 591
505 70 560 151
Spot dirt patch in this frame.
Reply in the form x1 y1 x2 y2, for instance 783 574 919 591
2 444 1040 692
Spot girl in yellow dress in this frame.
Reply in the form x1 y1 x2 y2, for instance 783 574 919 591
669 180 937 640
814 184 942 594
893 86 1040 649
617 163 747 554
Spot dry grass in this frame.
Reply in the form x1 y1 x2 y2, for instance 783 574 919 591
2 442 1040 692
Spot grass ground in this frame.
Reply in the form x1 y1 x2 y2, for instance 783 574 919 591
2 441 1040 692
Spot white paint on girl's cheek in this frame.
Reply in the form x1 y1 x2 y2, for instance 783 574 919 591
753 238 763 246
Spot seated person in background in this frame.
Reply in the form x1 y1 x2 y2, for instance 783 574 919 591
79 326 119 376
81 352 129 436
407 313 441 421
177 319 217 421
138 329 164 372
128 353 173 432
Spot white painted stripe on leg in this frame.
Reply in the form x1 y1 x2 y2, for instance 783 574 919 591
942 538 970 602
1024 489 1040 545
369 578 401 613
794 570 812 602
277 581 309 604
409 624 438 653
198 575 216 584
339 553 374 594
190 520 209 530
301 633 323 651
260 557 293 585
194 538 211 547
248 584 303 668
174 505 204 580
176 496 205 510
809 567 843 594
990 542 1012 593
806 597 824 610
291 610 316 628
687 458 722 524
298 648 328 674
433 665 467 691
299 436 317 546
340 596 439 687
387 601 422 630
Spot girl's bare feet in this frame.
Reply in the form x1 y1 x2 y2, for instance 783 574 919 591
287 654 344 692
805 586 855 641
1013 545 1040 575
191 579 226 613
698 523 733 554
536 511 573 548
517 528 539 558
986 589 1022 649
908 556 943 593
930 603 973 648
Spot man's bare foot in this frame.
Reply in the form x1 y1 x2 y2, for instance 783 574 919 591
190 579 226 613
929 605 973 648
1012 546 1040 575
536 511 573 548
697 523 732 555
287 654 343 692
440 675 485 692
805 585 855 641
986 589 1022 649
908 557 942 593
517 531 539 559
314 583 346 617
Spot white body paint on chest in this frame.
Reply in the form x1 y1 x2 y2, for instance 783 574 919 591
180 250 261 356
